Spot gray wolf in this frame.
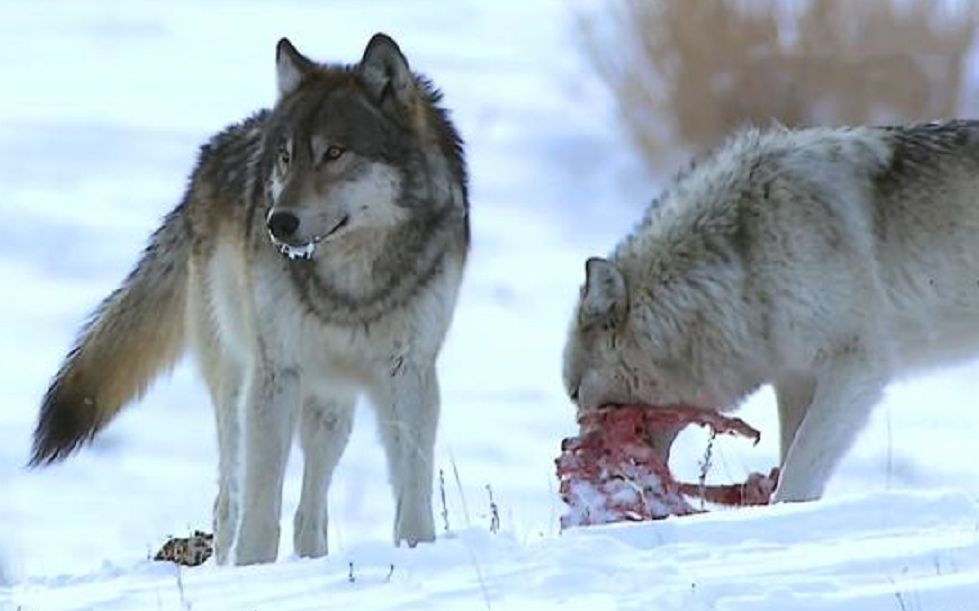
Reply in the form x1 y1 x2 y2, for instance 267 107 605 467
563 121 979 502
30 33 469 565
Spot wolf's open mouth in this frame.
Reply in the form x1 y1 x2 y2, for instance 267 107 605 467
271 216 350 261
323 216 349 240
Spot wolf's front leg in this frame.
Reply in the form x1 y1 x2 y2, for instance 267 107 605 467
774 372 817 466
370 363 439 547
293 394 355 558
234 366 301 565
774 351 885 502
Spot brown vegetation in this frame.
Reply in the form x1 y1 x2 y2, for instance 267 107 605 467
580 0 978 171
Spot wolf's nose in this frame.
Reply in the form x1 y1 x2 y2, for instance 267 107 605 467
267 211 300 241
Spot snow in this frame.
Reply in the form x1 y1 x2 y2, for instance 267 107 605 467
8 491 979 610
2 1 979 609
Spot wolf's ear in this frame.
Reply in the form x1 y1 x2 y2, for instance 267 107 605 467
581 258 628 327
359 33 416 111
276 38 314 99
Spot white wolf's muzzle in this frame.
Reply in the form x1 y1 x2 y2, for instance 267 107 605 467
266 211 349 261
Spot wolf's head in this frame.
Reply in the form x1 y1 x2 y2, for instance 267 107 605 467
262 34 466 260
562 256 762 418
563 258 684 413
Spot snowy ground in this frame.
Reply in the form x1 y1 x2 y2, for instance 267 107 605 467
2 2 979 610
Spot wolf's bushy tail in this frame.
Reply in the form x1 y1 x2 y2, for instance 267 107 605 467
30 204 191 465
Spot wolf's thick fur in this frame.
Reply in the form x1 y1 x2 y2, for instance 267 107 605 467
31 34 468 565
564 121 979 502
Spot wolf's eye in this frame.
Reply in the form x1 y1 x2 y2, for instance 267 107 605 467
278 147 291 167
323 145 345 162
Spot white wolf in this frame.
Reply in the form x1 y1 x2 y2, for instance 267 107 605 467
563 122 979 502
31 34 469 565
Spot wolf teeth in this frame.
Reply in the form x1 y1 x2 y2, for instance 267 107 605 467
278 241 316 261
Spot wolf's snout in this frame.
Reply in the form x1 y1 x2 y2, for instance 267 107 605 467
267 211 300 242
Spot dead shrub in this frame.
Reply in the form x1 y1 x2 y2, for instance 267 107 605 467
580 0 978 171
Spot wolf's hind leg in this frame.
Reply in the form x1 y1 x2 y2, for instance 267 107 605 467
774 350 885 502
188 281 244 565
370 364 438 547
211 359 243 565
293 394 355 558
235 366 300 565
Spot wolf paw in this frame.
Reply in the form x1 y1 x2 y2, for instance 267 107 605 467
293 509 329 558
